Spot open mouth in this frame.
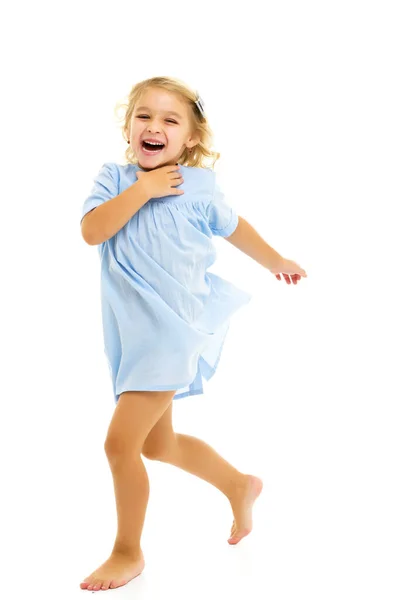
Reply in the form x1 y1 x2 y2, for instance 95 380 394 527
141 140 165 154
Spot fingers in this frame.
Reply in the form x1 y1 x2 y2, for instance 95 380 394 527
171 176 184 194
275 273 304 284
171 175 184 185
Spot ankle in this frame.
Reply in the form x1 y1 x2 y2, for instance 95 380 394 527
111 543 143 561
226 472 249 500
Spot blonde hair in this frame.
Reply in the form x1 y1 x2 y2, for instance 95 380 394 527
114 76 220 169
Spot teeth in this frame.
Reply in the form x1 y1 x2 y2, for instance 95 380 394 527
144 141 163 146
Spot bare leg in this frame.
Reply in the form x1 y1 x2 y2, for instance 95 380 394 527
146 433 263 545
80 390 175 591
166 433 247 500
108 452 150 557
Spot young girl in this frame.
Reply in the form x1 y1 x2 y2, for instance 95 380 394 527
79 76 307 591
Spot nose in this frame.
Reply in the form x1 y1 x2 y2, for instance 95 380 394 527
146 117 162 132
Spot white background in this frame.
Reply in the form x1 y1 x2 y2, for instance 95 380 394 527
1 1 399 598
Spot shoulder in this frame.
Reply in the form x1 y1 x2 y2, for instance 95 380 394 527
88 162 121 195
107 162 142 194
95 162 121 186
109 162 133 180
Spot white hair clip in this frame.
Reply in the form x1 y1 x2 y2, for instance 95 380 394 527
195 93 206 119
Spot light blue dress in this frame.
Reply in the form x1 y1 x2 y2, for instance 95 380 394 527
81 162 252 403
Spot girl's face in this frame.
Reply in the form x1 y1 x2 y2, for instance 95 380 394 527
127 88 200 171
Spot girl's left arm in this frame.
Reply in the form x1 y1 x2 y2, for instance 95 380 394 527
225 216 284 272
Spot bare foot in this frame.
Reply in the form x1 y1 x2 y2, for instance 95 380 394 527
228 474 263 545
80 550 145 591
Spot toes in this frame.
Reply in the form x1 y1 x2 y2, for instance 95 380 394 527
83 578 121 591
228 536 239 544
81 576 110 591
228 527 251 544
228 534 241 544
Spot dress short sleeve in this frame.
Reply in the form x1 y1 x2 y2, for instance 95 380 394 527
207 176 239 237
80 162 119 224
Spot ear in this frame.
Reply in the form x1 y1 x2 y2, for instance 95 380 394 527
188 134 201 149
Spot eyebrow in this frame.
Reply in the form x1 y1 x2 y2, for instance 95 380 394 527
135 106 183 118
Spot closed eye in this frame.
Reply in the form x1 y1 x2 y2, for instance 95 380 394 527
137 115 177 124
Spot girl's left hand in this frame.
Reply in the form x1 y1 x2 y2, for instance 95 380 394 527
269 258 307 285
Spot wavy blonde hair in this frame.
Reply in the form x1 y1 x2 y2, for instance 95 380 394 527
114 76 220 170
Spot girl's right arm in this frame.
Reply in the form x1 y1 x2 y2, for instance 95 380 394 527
81 180 150 245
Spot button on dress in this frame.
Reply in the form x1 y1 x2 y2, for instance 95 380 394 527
81 162 252 403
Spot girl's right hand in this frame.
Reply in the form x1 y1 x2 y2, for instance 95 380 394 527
136 165 184 199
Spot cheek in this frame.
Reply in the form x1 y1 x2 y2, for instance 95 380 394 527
132 129 143 143
168 132 181 144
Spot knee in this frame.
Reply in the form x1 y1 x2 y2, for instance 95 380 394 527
104 435 141 460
